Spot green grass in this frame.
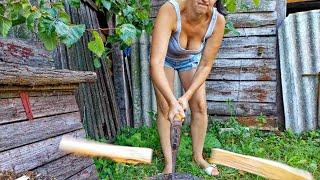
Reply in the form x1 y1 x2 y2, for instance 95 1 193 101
94 119 320 180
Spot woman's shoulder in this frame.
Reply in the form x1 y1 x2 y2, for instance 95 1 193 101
215 12 226 29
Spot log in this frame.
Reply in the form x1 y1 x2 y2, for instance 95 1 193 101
59 136 153 164
34 155 94 180
0 112 82 152
209 148 313 180
206 81 276 103
0 130 85 173
0 63 97 86
0 94 79 124
207 101 277 116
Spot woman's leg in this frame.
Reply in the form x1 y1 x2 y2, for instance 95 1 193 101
179 69 219 176
154 67 175 174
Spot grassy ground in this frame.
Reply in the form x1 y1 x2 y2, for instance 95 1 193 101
94 118 320 180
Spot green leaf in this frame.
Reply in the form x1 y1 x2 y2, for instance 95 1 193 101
252 0 260 7
117 23 137 46
12 16 26 26
224 0 237 13
69 0 80 9
27 11 41 30
59 11 71 24
101 0 112 10
38 18 58 50
39 0 45 8
52 2 65 11
0 15 12 37
0 4 4 15
93 58 102 68
88 31 105 58
55 21 85 47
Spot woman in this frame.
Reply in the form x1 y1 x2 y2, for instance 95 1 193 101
150 0 226 176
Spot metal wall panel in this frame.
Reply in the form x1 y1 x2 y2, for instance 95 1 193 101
278 10 320 133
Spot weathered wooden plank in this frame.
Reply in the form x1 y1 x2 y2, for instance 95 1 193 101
0 62 97 86
206 81 276 103
207 101 277 116
224 26 276 37
209 59 277 81
0 112 82 152
209 115 278 130
140 31 152 126
0 95 79 124
34 155 94 180
0 130 85 173
228 12 277 28
0 89 74 99
0 38 54 68
151 7 277 26
218 36 276 59
151 0 276 14
67 165 98 180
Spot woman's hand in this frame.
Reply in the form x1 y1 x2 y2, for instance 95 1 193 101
168 101 185 122
177 96 189 111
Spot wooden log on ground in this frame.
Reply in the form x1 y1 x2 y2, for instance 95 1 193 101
209 148 313 180
59 136 153 164
68 164 98 180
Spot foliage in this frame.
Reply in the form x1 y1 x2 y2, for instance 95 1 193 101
94 113 320 179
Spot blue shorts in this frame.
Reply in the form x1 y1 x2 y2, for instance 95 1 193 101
164 54 201 72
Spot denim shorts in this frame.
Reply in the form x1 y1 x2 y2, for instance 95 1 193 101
164 54 201 72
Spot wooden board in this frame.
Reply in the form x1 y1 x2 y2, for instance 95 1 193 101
218 36 276 59
0 38 54 68
68 164 98 180
151 0 276 17
209 148 313 180
34 155 94 180
206 81 276 103
0 62 97 86
0 112 82 152
0 95 79 124
0 130 85 173
207 101 277 116
224 26 276 37
0 90 75 99
209 59 277 81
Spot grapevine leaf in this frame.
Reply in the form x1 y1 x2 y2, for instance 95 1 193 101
0 15 12 37
93 58 102 68
38 18 58 50
101 0 111 10
69 0 80 9
54 21 85 47
88 31 105 58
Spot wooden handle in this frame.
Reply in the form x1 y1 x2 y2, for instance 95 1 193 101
59 136 153 164
209 148 313 180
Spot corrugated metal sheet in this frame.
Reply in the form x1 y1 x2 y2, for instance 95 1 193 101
278 10 320 133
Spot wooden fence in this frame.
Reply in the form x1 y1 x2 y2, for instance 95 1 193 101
150 0 285 130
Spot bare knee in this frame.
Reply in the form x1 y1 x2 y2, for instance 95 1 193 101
190 100 207 114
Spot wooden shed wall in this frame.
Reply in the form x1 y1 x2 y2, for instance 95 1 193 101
5 0 123 141
151 0 281 129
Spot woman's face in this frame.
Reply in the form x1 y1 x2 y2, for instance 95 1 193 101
192 0 217 14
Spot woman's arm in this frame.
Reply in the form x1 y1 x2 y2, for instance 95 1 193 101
150 3 185 120
180 14 226 102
